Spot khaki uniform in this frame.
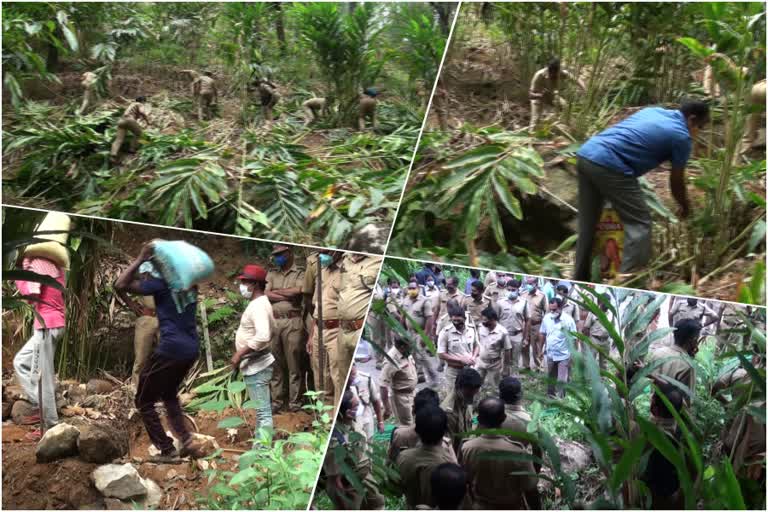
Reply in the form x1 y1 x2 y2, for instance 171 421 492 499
483 282 504 311
396 443 458 509
460 435 538 509
381 346 418 426
497 296 528 374
325 420 385 509
338 255 380 401
403 294 438 387
435 289 467 331
584 311 611 370
423 286 441 313
266 263 306 410
132 295 159 386
475 323 511 393
502 404 532 443
257 82 280 122
437 323 478 394
359 95 377 131
524 290 548 370
303 97 326 125
385 288 405 346
742 79 766 152
389 425 455 463
650 344 696 402
192 75 217 121
465 296 491 327
717 367 766 476
368 283 388 367
441 388 473 454
352 370 381 440
529 66 584 131
310 265 342 405
110 101 147 157
669 300 706 325
79 71 98 115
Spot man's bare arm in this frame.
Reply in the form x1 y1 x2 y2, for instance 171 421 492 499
670 166 690 218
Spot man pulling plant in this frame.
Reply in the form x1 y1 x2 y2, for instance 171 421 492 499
573 100 710 281
110 96 150 161
528 58 586 132
191 70 218 121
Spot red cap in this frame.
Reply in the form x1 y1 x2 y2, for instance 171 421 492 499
238 264 267 282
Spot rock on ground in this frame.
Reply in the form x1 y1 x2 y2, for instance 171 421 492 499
92 463 147 500
78 424 128 463
2 399 13 420
11 399 38 424
557 438 592 474
100 479 162 509
36 423 81 462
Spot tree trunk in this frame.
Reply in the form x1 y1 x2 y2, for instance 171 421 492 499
430 3 454 35
46 43 60 73
273 3 287 56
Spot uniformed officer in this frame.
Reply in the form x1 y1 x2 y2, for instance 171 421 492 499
348 364 384 440
459 397 541 509
483 273 506 311
324 390 385 509
265 245 306 412
381 337 418 426
396 405 458 509
650 319 701 406
368 282 389 370
582 300 613 371
402 281 439 388
388 388 440 462
437 302 479 395
557 284 580 331
385 278 405 348
497 279 529 375
475 307 511 395
422 277 441 312
191 70 218 121
432 277 466 337
441 367 481 454
465 280 491 327
338 253 381 402
668 297 713 326
523 277 548 371
499 376 542 473
78 71 99 115
307 250 343 406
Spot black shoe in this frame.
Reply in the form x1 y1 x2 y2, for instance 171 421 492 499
148 448 180 463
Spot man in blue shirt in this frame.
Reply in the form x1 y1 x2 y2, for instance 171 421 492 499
116 242 204 461
539 297 577 398
573 101 710 281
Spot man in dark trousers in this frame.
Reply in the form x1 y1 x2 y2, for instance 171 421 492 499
115 242 203 461
573 101 710 281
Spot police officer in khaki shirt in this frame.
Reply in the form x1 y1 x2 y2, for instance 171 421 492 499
499 376 542 473
396 405 458 509
348 364 384 440
668 297 712 326
381 337 418 426
497 279 529 375
465 280 491 327
523 277 548 370
388 388 441 462
460 397 541 509
482 273 506 312
441 368 481 454
403 281 438 388
475 307 511 394
325 390 385 509
338 253 381 399
306 250 343 406
650 318 701 406
437 302 479 395
265 245 306 412
583 301 613 371
432 277 466 337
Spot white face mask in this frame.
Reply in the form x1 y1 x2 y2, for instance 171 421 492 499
239 284 252 298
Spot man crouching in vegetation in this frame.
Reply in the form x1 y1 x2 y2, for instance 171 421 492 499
573 100 710 282
232 264 276 437
115 242 204 461
110 96 150 162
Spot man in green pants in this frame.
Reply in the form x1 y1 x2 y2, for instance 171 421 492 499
573 101 710 281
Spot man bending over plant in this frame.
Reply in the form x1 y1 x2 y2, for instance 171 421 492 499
573 100 710 281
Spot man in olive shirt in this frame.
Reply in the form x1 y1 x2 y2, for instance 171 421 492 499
403 281 438 388
433 277 467 337
499 377 542 473
337 253 381 402
524 277 548 371
475 307 511 394
388 388 440 462
307 250 343 406
460 397 541 509
497 279 529 375
650 319 701 405
441 368 481 454
437 302 479 396
465 281 491 327
582 300 613 371
265 245 306 412
396 405 458 509
381 337 419 426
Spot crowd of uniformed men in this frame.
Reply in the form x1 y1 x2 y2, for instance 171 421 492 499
322 262 765 509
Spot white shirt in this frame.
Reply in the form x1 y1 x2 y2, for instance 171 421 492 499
235 295 275 376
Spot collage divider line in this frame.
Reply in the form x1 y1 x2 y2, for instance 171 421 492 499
305 4 464 508
380 0 463 254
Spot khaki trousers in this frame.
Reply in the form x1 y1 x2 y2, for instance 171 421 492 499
270 316 306 410
338 326 363 400
110 118 143 156
198 92 214 121
311 325 338 406
132 315 159 386
389 389 414 426
522 322 542 370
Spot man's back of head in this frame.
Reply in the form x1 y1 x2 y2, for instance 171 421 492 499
414 388 440 413
673 318 702 348
477 397 506 429
430 463 467 509
499 376 523 404
415 405 448 446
